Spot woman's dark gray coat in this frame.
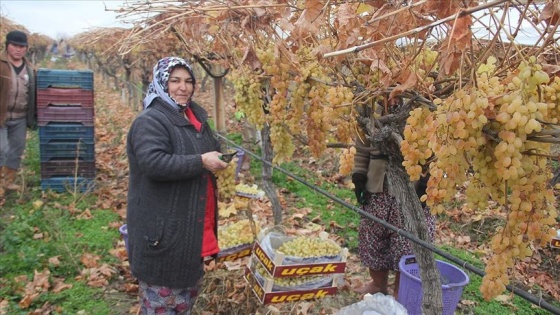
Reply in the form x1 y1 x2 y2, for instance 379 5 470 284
126 98 220 288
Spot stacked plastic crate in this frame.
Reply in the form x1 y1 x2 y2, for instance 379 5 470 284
36 69 95 192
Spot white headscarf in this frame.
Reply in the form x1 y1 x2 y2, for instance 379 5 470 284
142 57 196 110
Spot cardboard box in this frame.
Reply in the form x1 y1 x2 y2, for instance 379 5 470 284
217 243 253 262
252 241 347 278
244 265 339 304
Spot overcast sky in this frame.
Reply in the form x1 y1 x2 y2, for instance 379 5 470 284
0 1 128 39
0 1 550 46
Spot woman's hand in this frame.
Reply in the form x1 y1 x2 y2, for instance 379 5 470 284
201 151 229 172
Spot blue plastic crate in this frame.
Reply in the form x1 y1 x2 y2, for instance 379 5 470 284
39 123 94 140
41 176 95 193
37 69 94 90
39 139 95 162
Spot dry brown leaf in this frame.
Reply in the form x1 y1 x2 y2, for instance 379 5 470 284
87 278 109 287
390 69 418 100
81 253 100 268
460 299 476 306
457 235 471 244
291 213 306 219
111 247 129 261
124 283 139 294
48 256 61 266
448 15 473 50
77 209 93 219
97 263 117 277
266 305 282 314
542 64 560 76
17 293 38 309
108 221 123 229
296 301 313 314
494 294 512 303
0 300 9 315
219 203 237 218
539 1 560 25
29 269 50 293
304 222 322 232
437 50 462 78
32 232 44 240
51 278 72 293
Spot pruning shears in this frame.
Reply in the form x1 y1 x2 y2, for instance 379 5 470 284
219 151 238 163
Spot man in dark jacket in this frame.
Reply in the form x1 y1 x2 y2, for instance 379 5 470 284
0 30 37 197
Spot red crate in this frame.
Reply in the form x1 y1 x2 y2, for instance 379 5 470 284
40 159 96 179
37 106 94 126
37 88 94 108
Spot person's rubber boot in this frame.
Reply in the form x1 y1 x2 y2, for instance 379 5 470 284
0 167 5 197
4 167 21 191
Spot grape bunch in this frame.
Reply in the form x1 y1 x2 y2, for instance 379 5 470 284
218 219 259 249
257 45 295 165
338 146 356 176
215 157 237 201
401 55 558 300
328 85 354 145
401 106 434 181
277 236 341 258
229 66 266 130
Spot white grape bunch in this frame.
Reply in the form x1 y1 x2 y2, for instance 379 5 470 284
218 219 259 249
277 236 341 258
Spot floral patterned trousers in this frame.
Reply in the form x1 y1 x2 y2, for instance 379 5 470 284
139 280 200 315
358 190 436 271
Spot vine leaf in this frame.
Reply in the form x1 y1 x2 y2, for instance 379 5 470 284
294 0 324 36
437 15 473 77
539 1 560 25
390 69 419 99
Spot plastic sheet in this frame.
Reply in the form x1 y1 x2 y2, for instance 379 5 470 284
336 293 408 315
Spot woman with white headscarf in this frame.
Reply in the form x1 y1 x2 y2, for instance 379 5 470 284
126 57 228 314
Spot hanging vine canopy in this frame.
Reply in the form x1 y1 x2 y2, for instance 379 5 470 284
106 0 560 301
0 15 53 57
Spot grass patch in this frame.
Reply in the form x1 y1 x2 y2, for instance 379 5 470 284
0 132 123 313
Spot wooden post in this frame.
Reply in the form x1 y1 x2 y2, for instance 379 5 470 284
213 74 226 133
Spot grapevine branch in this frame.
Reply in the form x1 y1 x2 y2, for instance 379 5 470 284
323 0 510 58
